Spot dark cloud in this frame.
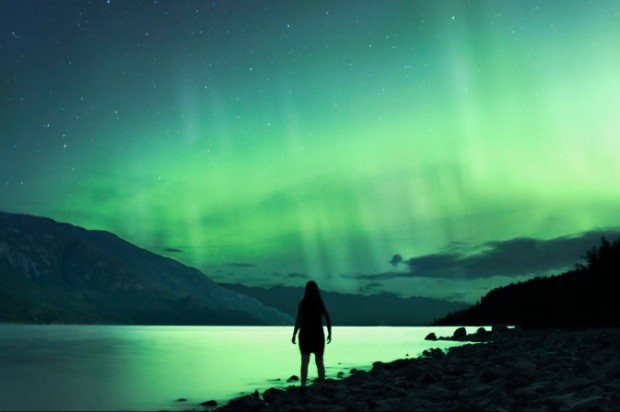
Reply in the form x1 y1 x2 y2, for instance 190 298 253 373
286 273 308 279
359 282 384 294
341 271 403 281
441 291 476 302
163 247 183 253
389 254 403 267
405 253 462 277
227 262 257 268
355 229 620 280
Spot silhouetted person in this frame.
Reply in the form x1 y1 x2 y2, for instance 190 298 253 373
291 280 332 386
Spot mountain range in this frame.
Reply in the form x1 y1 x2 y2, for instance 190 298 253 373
0 211 470 326
219 283 470 326
0 211 292 325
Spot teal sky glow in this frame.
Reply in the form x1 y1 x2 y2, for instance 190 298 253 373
2 1 619 302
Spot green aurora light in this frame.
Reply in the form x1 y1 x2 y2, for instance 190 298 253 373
2 1 619 302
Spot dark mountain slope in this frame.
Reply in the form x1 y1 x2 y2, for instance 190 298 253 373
0 211 292 325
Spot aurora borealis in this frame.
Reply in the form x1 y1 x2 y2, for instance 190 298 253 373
2 1 620 303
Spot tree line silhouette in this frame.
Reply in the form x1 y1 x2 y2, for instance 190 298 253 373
434 237 620 327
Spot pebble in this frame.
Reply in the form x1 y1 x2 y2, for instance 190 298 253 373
214 328 620 411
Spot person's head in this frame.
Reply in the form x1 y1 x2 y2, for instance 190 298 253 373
303 280 322 303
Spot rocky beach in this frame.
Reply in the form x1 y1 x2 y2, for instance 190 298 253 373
204 327 620 411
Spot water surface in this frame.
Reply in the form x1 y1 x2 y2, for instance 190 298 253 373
0 325 475 411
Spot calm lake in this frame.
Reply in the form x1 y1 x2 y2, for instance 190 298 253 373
0 325 477 411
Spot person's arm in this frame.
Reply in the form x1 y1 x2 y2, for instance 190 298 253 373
324 306 332 344
292 304 301 344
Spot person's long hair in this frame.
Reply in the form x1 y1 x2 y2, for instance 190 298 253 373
301 280 324 311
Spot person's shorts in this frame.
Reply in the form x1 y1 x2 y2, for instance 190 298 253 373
299 331 325 355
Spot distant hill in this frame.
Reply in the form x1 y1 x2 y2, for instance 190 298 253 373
434 237 620 327
218 283 470 326
0 211 292 325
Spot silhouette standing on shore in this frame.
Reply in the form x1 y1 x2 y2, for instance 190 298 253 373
291 280 332 386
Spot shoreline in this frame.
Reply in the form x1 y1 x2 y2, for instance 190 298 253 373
208 327 620 411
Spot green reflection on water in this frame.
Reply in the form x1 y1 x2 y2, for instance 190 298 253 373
0 325 475 411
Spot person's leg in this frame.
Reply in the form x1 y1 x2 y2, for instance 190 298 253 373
315 354 325 382
300 353 310 386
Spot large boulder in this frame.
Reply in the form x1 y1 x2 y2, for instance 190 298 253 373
262 388 287 404
425 332 437 341
453 327 467 339
201 400 217 407
222 393 264 411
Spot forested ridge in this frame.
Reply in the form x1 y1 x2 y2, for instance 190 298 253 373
434 237 620 327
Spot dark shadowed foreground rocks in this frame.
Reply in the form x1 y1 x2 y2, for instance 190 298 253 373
213 328 620 411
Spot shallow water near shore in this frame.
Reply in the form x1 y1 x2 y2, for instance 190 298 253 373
0 325 476 411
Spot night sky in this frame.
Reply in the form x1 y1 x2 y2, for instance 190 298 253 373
2 1 620 303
